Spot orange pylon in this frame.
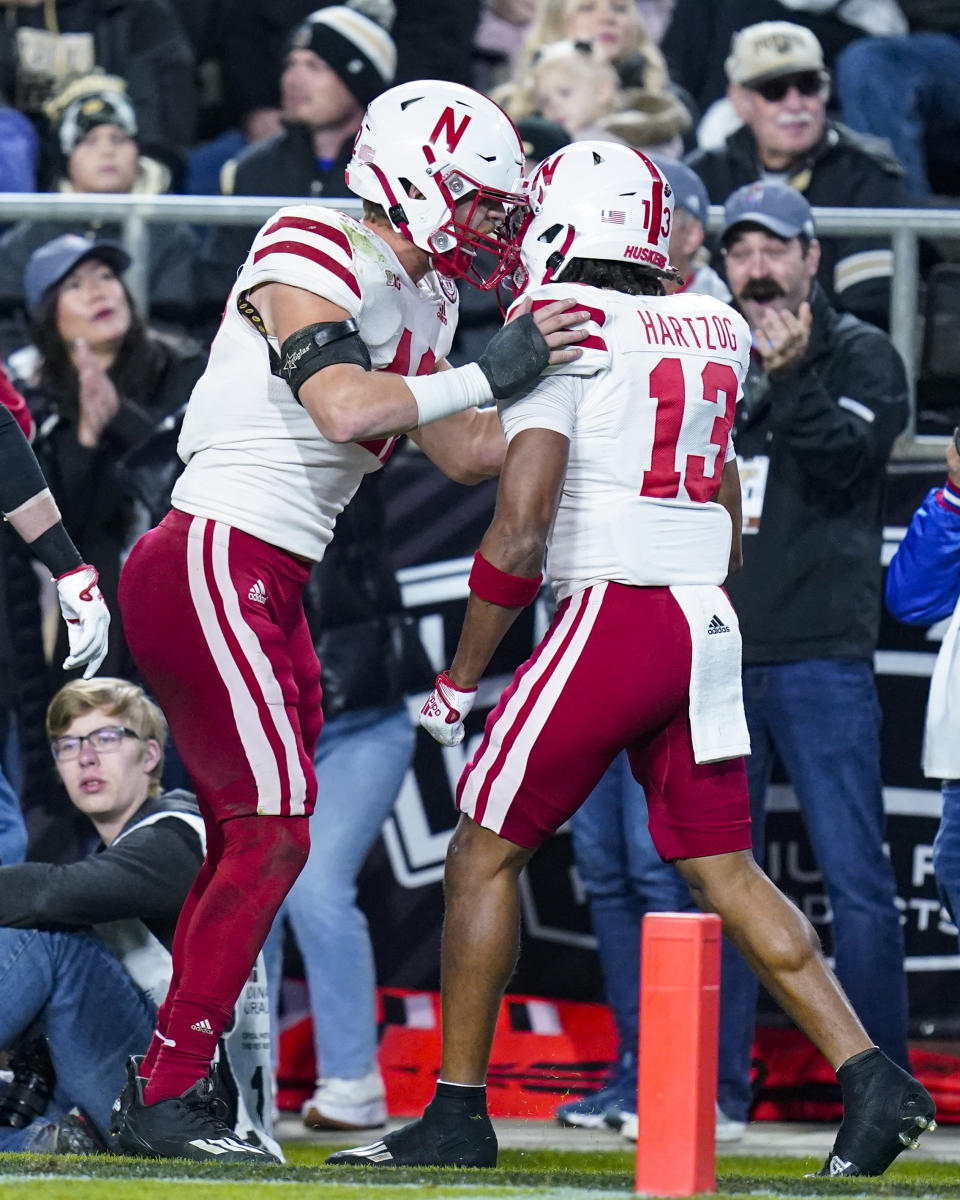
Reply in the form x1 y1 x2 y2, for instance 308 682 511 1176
635 912 721 1196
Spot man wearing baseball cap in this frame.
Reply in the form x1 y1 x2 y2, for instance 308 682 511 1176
686 20 913 331
650 156 730 300
713 179 911 1138
202 1 397 307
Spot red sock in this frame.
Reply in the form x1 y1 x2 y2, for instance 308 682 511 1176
144 813 309 1104
141 819 224 1080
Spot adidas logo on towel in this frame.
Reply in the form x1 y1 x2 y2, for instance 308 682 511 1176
707 614 730 635
190 1018 215 1036
248 579 267 605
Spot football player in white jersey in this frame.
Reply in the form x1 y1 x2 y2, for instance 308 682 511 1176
109 80 589 1163
329 143 935 1175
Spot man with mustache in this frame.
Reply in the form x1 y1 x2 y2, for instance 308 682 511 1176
686 20 913 331
715 179 911 1136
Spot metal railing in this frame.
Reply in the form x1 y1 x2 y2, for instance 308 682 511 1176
1 192 956 457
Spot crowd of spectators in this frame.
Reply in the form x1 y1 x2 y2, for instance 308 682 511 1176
0 0 958 1157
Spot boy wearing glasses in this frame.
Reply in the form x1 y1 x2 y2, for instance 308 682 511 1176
0 678 278 1160
686 20 912 331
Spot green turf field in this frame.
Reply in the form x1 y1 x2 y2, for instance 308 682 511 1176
0 1145 958 1200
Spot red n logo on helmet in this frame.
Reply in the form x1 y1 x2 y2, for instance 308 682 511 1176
429 107 472 153
535 154 561 188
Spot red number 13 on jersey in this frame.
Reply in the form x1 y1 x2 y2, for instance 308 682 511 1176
640 358 738 502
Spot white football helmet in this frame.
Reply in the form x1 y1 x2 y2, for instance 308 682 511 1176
346 79 527 290
511 140 679 293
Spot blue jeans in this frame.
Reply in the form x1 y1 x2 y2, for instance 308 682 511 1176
717 659 909 1122
836 34 960 198
264 702 415 1081
934 780 960 936
570 751 697 1073
0 927 155 1150
0 761 25 867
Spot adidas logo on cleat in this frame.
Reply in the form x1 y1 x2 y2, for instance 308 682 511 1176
188 1136 268 1157
342 1139 394 1163
190 1019 214 1036
707 614 730 635
248 579 267 605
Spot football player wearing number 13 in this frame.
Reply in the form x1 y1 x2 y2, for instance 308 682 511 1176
330 145 935 1174
109 79 589 1163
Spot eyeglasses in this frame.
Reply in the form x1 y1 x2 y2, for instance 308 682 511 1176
749 72 826 103
50 725 141 762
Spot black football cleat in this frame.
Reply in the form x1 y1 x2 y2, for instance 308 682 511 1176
813 1048 936 1177
107 1055 144 1152
112 1070 280 1163
327 1091 497 1169
55 1107 109 1155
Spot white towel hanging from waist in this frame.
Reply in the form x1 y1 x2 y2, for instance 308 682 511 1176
669 584 751 764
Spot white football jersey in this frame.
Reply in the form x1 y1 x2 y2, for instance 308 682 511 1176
173 204 459 561
502 283 751 600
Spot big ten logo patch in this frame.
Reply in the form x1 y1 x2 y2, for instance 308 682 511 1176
385 269 401 291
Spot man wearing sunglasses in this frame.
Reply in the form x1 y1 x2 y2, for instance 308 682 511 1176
0 678 279 1161
686 20 913 332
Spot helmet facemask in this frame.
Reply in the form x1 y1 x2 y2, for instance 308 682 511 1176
424 165 528 291
346 80 529 292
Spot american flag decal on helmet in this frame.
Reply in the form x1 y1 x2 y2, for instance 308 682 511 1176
601 210 626 224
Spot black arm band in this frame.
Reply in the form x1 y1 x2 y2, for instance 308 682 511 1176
278 319 372 402
0 402 49 513
0 407 83 575
27 522 83 578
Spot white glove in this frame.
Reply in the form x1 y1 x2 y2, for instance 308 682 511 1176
56 564 111 678
419 671 477 746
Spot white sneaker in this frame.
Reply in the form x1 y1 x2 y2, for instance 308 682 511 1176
715 1103 746 1142
619 1104 746 1144
301 1069 387 1131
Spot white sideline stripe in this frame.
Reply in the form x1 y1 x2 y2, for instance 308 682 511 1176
210 523 307 815
187 518 281 808
0 1181 629 1198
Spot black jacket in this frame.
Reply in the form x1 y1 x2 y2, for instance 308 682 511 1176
303 471 433 720
727 284 909 665
198 123 354 312
13 332 206 680
0 790 201 952
687 120 912 330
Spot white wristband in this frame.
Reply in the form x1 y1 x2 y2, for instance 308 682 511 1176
406 362 493 427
